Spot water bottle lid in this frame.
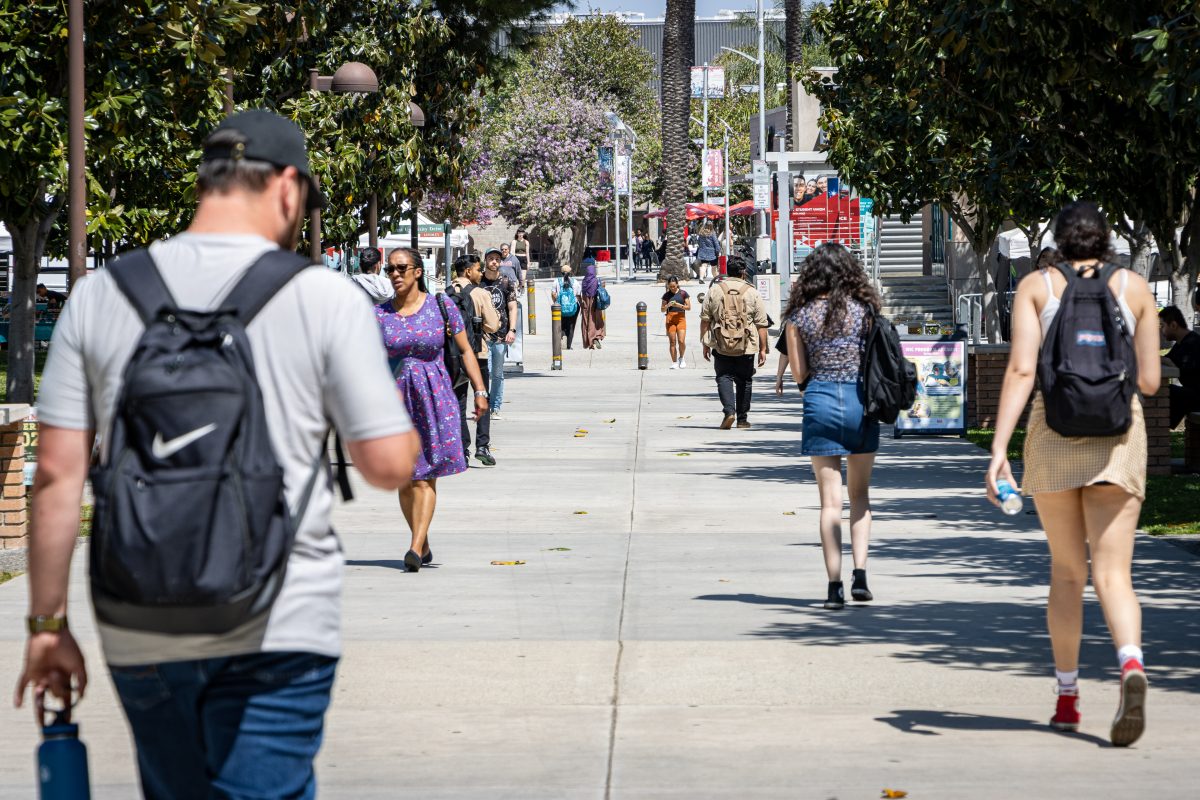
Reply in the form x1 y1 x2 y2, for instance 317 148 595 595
42 721 79 739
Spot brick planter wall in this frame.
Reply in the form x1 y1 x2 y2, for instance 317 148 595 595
967 347 1173 476
0 405 32 550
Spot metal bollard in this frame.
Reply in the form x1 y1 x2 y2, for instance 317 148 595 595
636 301 648 370
551 303 563 371
527 282 537 335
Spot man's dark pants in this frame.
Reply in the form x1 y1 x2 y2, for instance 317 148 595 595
456 359 492 457
714 352 756 421
1170 384 1200 428
110 651 337 800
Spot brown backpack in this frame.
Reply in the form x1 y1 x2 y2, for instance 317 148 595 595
712 281 751 355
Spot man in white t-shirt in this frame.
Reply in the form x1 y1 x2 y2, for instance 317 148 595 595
15 110 419 799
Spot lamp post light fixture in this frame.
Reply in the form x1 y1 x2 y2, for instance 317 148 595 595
307 63 425 262
605 112 637 282
721 0 767 237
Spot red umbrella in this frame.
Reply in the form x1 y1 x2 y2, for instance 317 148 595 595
727 200 755 216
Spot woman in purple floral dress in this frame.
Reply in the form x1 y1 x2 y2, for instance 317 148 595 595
375 247 488 572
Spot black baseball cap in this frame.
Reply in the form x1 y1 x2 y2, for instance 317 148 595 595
202 109 326 210
483 247 502 259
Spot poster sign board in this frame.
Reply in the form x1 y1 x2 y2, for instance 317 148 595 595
597 146 614 189
690 66 726 98
752 160 770 209
615 154 631 192
894 338 968 437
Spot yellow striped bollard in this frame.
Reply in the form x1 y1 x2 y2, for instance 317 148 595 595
551 303 563 371
636 301 648 370
527 282 537 335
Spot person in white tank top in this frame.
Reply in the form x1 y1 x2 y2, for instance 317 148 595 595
985 203 1162 746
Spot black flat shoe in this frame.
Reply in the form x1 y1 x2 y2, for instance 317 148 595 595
421 550 433 566
824 581 845 610
403 550 421 572
851 569 873 602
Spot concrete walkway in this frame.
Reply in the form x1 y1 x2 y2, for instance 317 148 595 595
2 276 1199 798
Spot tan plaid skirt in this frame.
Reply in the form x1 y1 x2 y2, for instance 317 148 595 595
1022 392 1146 500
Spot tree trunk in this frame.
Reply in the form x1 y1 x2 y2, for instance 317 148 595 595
568 221 588 268
6 209 59 403
1120 220 1154 281
658 0 695 282
783 0 803 151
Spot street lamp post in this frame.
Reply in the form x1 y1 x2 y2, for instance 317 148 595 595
606 112 637 282
67 0 86 287
308 63 424 263
721 0 767 237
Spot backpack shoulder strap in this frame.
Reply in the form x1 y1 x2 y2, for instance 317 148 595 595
1052 261 1077 285
107 248 177 325
223 249 313 325
435 292 452 335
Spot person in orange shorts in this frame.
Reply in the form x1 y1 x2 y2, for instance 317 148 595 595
661 275 692 369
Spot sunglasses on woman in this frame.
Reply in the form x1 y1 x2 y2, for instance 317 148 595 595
384 262 418 276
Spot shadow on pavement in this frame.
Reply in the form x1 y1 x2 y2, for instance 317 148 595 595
875 709 1110 747
694 536 1200 694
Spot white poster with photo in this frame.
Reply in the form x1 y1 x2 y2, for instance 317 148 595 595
690 66 726 98
703 149 724 190
615 154 631 192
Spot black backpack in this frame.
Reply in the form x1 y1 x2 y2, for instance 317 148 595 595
435 292 470 391
861 307 918 424
1037 263 1137 436
90 249 325 635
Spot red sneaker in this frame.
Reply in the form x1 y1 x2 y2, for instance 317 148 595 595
1050 693 1080 732
1110 660 1148 747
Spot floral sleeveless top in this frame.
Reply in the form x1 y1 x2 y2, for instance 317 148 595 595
790 298 869 382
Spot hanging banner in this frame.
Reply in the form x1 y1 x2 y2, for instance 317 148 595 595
702 149 724 190
894 339 968 437
597 146 614 189
690 66 726 98
615 153 631 192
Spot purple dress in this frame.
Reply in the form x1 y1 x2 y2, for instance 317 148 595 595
375 294 467 481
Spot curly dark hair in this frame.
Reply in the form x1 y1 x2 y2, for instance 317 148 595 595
1053 201 1114 262
783 243 880 336
1035 246 1063 272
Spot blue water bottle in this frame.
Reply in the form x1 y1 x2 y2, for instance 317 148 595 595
996 480 1024 516
38 708 91 799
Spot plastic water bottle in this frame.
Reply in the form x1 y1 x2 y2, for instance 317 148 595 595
38 711 91 799
996 480 1023 516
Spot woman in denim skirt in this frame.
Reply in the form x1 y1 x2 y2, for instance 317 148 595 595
784 243 881 610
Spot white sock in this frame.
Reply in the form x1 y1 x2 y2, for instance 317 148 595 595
1055 669 1079 695
1117 645 1144 668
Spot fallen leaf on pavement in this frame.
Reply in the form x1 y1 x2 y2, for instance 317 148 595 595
881 790 907 799
603 418 616 423
677 415 692 419
718 579 730 583
490 561 526 566
545 547 572 551
783 511 796 516
677 452 691 457
573 510 588 515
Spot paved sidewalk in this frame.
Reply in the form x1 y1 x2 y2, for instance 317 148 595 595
2 277 1199 798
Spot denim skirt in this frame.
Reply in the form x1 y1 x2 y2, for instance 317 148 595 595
801 380 880 456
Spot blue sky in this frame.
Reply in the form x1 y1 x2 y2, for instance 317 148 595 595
556 2 763 19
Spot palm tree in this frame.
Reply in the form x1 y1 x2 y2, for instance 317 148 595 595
783 0 804 150
658 0 695 281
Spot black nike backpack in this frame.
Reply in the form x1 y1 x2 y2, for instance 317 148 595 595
1037 263 1137 437
860 306 918 424
89 249 324 635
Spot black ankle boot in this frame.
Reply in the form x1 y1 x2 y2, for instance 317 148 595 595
824 581 845 610
851 569 873 602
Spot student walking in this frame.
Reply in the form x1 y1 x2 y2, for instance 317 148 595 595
783 243 882 610
449 254 501 465
579 257 607 349
695 222 721 282
16 110 420 798
351 246 394 304
377 247 488 572
986 201 1160 746
661 275 691 368
552 264 580 349
701 255 769 428
511 229 531 290
480 248 519 418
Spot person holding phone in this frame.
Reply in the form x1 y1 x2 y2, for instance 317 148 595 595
661 275 691 369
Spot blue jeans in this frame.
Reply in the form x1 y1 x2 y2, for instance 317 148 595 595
109 651 338 800
488 339 507 411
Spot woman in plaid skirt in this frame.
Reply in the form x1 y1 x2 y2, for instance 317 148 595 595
985 202 1161 747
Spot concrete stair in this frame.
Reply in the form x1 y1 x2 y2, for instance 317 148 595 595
879 274 954 328
878 215 924 274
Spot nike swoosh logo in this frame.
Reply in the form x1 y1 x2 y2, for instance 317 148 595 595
151 424 218 460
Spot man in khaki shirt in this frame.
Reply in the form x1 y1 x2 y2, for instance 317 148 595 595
700 256 770 429
451 254 501 464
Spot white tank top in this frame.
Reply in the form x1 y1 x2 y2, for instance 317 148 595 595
1039 269 1136 337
